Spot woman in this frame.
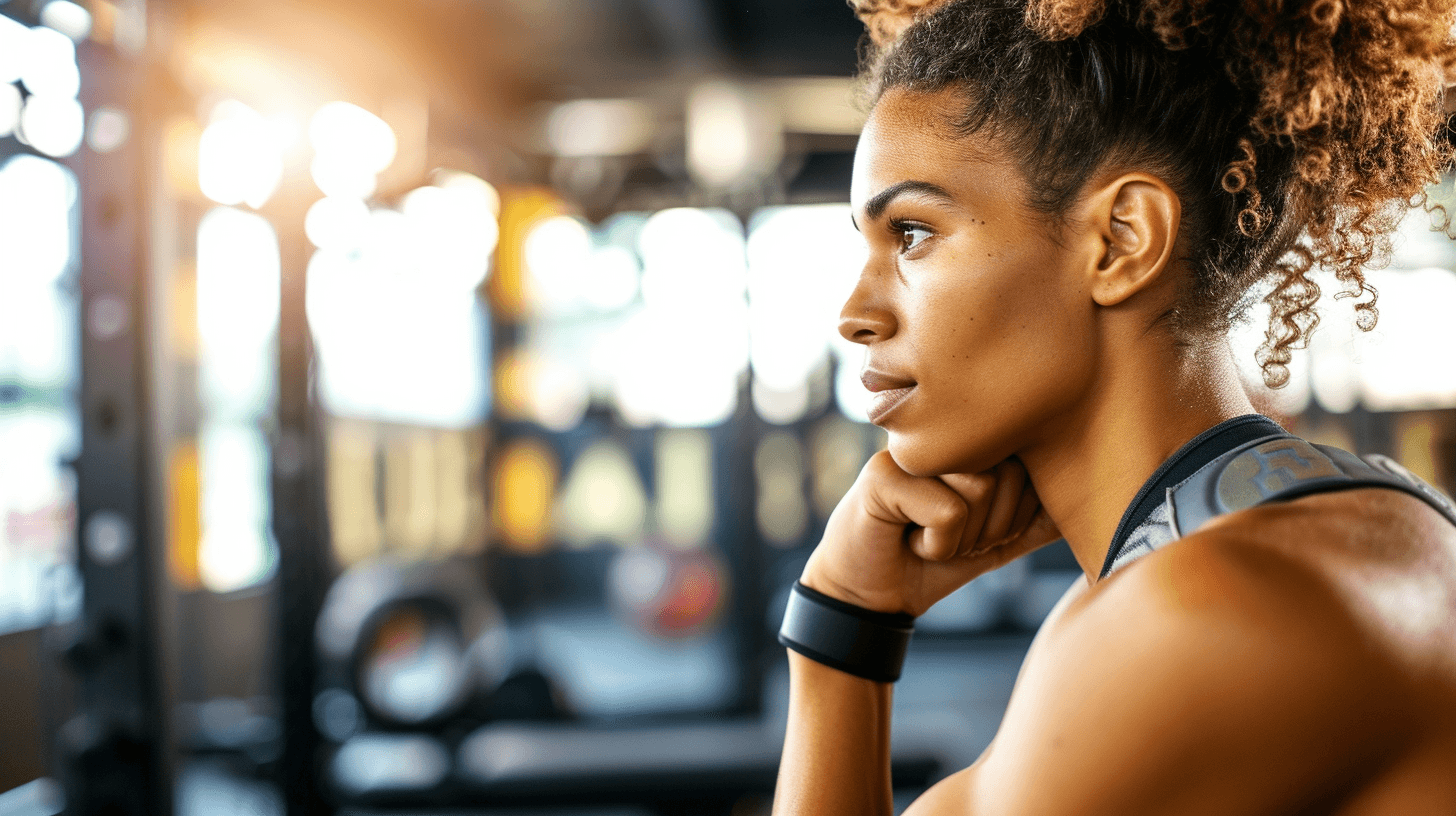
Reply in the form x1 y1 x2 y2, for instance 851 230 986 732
772 0 1456 813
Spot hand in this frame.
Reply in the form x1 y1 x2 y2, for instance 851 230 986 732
800 451 1061 617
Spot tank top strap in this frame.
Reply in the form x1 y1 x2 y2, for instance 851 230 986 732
1167 435 1456 539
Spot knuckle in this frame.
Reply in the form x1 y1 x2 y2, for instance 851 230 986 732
962 474 995 503
935 495 969 526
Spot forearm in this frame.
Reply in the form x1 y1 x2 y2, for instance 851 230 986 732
773 651 895 816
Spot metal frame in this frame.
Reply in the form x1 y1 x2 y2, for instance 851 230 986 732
61 37 173 816
270 212 335 815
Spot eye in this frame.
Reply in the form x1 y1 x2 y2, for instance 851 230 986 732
896 224 933 253
885 220 931 255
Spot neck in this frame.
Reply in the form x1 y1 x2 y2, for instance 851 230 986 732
1017 336 1256 581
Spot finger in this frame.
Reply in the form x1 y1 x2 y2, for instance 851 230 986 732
862 453 970 562
938 471 996 554
976 459 1028 547
914 501 969 562
1008 482 1042 538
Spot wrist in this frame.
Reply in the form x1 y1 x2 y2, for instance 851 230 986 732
799 566 911 616
778 581 915 683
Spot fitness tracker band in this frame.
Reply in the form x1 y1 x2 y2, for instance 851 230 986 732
778 581 915 683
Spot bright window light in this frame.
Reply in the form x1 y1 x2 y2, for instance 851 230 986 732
832 362 875 424
0 16 28 84
19 26 79 98
0 154 78 287
1357 267 1456 410
1388 202 1456 270
310 101 396 172
0 279 77 389
196 207 280 420
747 204 865 421
305 195 371 251
610 305 746 428
307 205 491 429
40 1 92 42
198 101 284 209
522 211 643 320
524 217 640 316
310 155 377 200
20 94 84 158
198 421 276 593
524 215 594 316
1233 255 1456 414
638 208 746 310
401 181 499 292
0 155 78 393
582 245 639 312
0 409 78 517
309 101 396 198
1308 308 1360 414
603 208 749 427
745 204 874 421
435 170 500 217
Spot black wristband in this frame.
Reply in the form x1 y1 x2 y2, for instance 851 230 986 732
777 582 915 683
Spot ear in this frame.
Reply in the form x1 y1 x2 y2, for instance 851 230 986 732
1076 173 1180 307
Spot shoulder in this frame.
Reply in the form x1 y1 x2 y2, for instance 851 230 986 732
1158 486 1456 663
1091 486 1456 691
945 491 1444 815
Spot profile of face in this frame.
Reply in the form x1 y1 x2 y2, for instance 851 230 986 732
844 88 1106 477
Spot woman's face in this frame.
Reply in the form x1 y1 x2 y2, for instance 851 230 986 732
845 88 1101 477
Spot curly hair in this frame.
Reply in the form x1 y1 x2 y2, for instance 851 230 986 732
851 0 1456 386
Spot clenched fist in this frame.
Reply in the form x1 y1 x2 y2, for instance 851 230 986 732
801 451 1062 617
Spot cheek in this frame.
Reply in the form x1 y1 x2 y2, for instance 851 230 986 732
923 255 1097 452
917 243 1088 374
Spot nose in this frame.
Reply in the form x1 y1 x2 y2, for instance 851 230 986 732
837 272 896 346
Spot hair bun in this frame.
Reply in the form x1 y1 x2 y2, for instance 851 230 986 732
849 0 953 45
1023 0 1107 39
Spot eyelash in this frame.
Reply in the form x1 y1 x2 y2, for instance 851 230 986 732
887 218 933 253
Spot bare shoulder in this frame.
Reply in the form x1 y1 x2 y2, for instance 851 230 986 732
908 488 1456 816
1182 487 1456 670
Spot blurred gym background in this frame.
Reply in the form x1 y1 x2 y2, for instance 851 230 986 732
1 0 1454 814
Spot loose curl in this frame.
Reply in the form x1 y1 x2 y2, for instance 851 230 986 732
851 0 1456 386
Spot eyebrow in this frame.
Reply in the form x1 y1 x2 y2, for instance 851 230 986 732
854 180 958 229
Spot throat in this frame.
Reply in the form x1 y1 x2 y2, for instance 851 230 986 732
1016 347 1260 580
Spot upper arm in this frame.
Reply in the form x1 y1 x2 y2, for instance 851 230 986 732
909 539 1411 816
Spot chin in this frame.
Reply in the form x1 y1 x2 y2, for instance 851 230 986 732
885 433 995 478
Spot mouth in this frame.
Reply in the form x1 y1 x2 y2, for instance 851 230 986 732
861 369 916 425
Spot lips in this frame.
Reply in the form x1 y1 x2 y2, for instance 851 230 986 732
861 368 916 424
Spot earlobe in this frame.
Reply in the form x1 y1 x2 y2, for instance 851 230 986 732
1086 175 1180 308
